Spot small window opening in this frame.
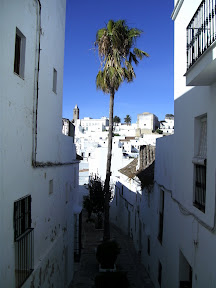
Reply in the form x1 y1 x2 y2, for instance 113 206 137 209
53 68 57 93
14 27 26 78
49 180 53 194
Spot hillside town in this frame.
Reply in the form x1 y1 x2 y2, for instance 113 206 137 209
1 0 216 288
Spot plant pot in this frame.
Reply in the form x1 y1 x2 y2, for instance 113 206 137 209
96 240 120 270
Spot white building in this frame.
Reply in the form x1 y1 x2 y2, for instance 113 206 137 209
88 143 131 185
76 116 109 133
113 123 137 137
62 117 75 138
110 145 155 251
160 114 174 134
135 0 216 287
137 112 160 135
0 1 80 287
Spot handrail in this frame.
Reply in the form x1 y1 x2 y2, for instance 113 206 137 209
186 0 216 70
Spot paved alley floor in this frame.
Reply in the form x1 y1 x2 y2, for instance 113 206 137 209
69 211 154 288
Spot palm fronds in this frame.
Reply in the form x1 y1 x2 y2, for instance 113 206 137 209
95 20 148 94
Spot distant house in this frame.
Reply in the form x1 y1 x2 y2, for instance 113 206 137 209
110 145 155 252
0 1 80 287
76 116 109 133
62 117 75 138
136 112 159 136
159 114 174 134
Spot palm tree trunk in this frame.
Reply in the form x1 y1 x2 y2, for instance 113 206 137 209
103 89 114 241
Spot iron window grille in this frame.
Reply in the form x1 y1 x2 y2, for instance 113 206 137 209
186 0 216 70
74 212 82 262
193 116 207 212
194 164 206 212
14 195 34 288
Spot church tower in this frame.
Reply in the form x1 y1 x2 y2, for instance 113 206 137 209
73 104 79 121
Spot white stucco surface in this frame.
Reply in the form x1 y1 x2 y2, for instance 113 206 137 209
0 1 79 287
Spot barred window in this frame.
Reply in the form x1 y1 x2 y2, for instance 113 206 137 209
193 116 207 212
14 195 34 288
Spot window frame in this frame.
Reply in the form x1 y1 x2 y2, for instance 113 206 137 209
14 195 34 288
53 68 57 93
193 115 207 212
14 27 26 79
193 163 206 212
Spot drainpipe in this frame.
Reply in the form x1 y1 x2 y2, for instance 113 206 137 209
32 0 41 168
32 0 78 168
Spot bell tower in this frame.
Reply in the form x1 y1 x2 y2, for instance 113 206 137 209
73 104 79 121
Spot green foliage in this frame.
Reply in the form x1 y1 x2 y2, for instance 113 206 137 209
83 196 93 220
113 133 120 136
94 272 129 288
165 113 174 119
83 175 105 223
124 114 131 125
155 129 163 134
89 175 105 215
113 115 121 125
95 19 149 94
96 240 120 269
84 175 112 228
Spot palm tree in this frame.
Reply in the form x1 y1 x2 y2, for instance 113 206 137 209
113 116 121 125
95 19 148 241
124 115 131 125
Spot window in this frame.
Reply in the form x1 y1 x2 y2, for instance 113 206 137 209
147 237 150 256
74 213 82 262
158 190 164 244
179 251 193 288
14 27 26 78
49 179 53 195
193 116 207 212
14 195 34 288
53 68 57 93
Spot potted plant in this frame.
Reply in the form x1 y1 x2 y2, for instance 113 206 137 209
96 240 120 270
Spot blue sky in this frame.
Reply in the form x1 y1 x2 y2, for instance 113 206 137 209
63 0 174 123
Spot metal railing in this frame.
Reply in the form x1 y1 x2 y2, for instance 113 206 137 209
186 0 216 70
15 228 34 288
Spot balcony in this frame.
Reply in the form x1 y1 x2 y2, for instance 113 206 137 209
185 0 216 86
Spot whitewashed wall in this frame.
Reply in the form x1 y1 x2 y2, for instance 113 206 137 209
0 1 79 287
140 0 216 287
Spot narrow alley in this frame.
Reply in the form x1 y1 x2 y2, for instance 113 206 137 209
70 210 154 288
